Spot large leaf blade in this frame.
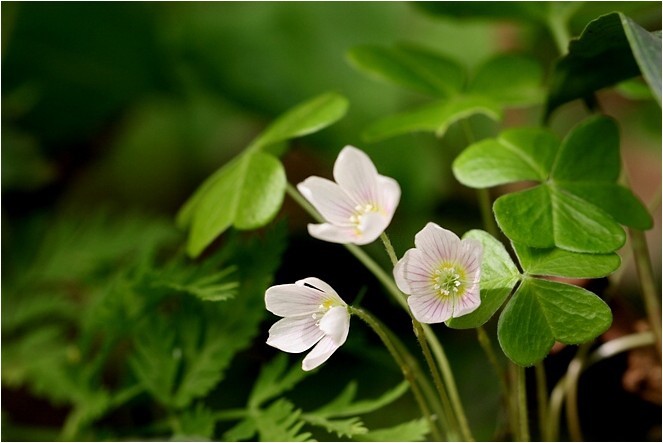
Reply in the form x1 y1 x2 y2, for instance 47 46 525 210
498 278 612 366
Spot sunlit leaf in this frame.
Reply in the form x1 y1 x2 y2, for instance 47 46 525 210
469 54 544 106
178 151 286 257
447 230 520 329
362 96 501 142
453 128 559 187
347 44 464 97
251 92 349 151
497 278 612 366
177 93 348 257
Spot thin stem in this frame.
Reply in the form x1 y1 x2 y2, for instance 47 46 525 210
350 306 444 441
477 188 500 238
380 232 398 266
515 365 530 442
564 344 590 442
628 228 662 358
534 362 549 441
460 119 500 238
412 319 461 438
547 15 570 55
546 332 656 441
477 327 508 396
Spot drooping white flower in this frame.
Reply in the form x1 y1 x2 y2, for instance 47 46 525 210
394 222 483 324
265 277 350 371
297 146 401 245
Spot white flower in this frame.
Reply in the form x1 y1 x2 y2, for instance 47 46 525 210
297 146 401 245
265 277 350 371
394 222 483 324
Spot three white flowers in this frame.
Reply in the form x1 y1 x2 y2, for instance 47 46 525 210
265 146 483 370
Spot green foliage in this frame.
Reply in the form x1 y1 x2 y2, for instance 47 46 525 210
446 229 614 367
177 92 348 257
453 115 652 253
354 418 430 442
546 12 662 117
3 208 287 440
498 278 613 366
348 44 543 141
223 355 418 441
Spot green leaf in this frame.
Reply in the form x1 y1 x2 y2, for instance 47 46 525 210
129 318 179 406
469 54 544 106
561 183 653 230
458 116 646 252
249 354 309 409
497 278 612 366
347 44 465 97
512 243 621 278
362 96 501 142
173 404 216 440
302 415 367 439
550 115 620 182
310 380 409 418
251 92 349 151
257 399 313 442
179 151 286 257
621 15 662 105
494 185 626 253
447 230 520 329
177 93 348 258
545 12 661 117
453 127 559 187
156 266 238 302
354 418 430 442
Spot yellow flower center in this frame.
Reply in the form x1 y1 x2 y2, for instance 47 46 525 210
432 263 466 299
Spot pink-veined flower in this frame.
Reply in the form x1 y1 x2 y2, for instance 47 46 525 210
265 277 350 371
394 222 483 324
297 145 400 245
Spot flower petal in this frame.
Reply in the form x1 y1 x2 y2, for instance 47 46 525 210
354 212 388 245
456 238 483 278
452 286 481 318
318 306 350 345
414 222 461 264
408 293 454 324
394 248 436 296
267 316 324 353
265 284 325 317
333 146 380 206
307 223 358 244
296 278 346 306
297 177 355 225
302 335 341 371
377 175 401 216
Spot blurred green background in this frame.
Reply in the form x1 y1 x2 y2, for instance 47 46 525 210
2 2 661 441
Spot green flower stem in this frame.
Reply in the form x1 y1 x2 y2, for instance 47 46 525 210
534 362 549 441
628 228 662 358
547 14 570 55
412 318 461 438
349 306 445 441
460 118 499 239
564 344 590 442
515 364 530 442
